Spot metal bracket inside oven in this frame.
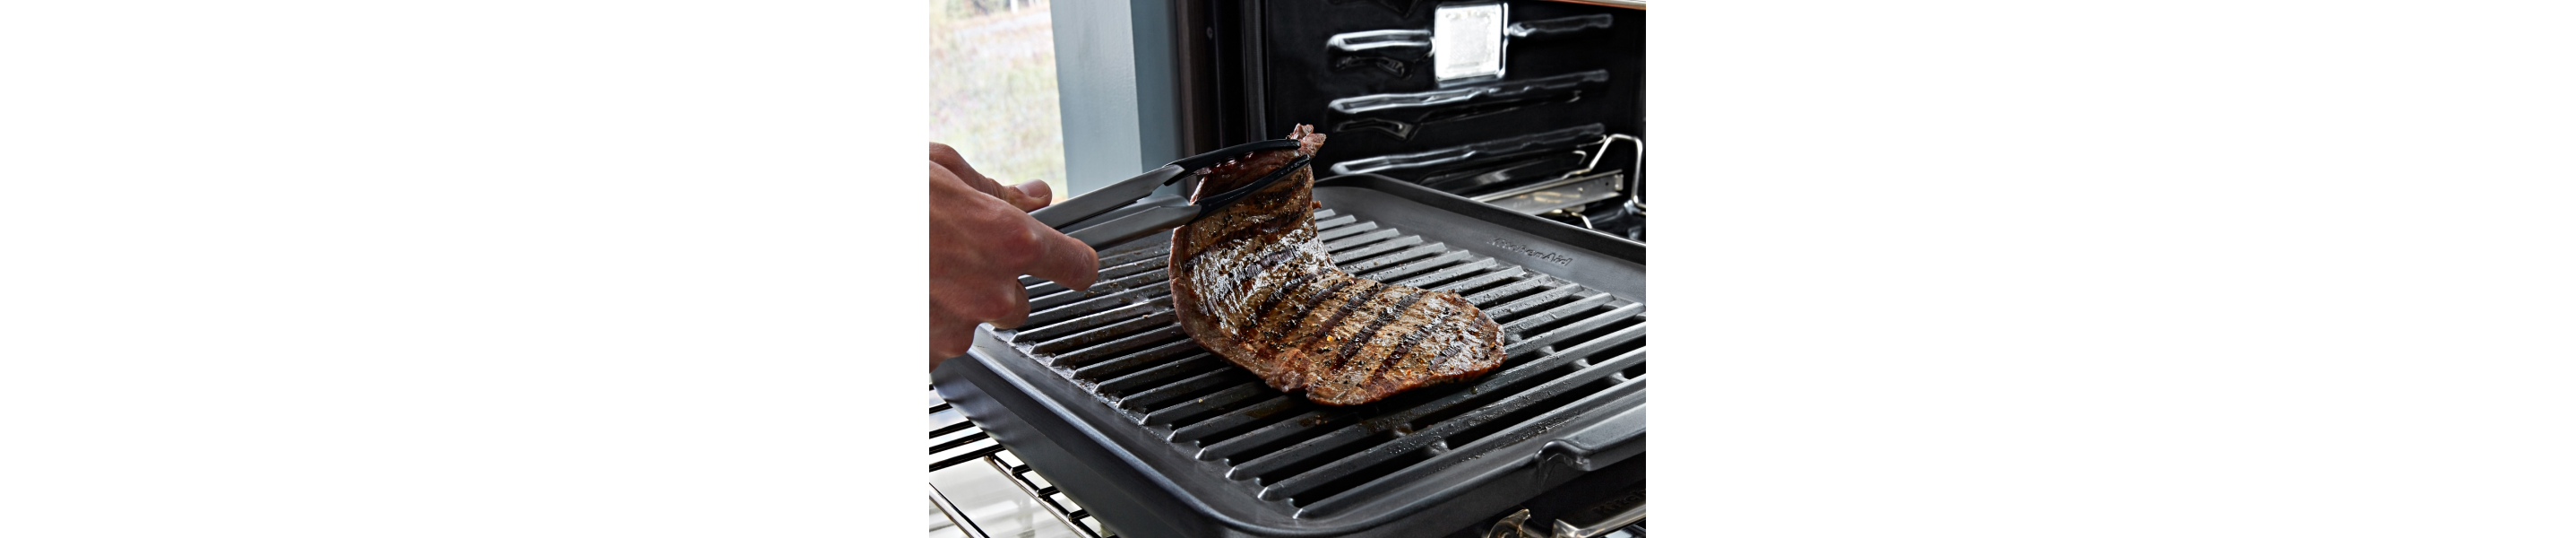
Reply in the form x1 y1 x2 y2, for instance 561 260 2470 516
1484 504 1648 538
1478 170 1622 215
1470 134 1646 216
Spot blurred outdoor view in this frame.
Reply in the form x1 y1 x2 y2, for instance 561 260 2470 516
931 0 1067 200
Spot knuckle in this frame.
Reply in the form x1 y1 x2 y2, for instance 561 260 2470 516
991 225 1042 265
969 291 1022 322
989 308 1028 328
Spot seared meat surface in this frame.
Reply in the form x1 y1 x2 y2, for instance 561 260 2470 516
1168 126 1507 406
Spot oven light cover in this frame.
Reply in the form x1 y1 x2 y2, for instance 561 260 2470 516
1433 1 1508 83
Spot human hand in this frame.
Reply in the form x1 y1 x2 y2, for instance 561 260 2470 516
928 143 1098 369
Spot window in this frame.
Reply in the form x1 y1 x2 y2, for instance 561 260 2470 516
929 0 1069 201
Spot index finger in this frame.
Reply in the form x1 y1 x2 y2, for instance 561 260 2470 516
1013 213 1099 291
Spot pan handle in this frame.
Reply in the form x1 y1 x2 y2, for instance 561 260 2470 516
1538 404 1643 472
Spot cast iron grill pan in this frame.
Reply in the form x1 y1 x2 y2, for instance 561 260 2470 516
934 175 1645 538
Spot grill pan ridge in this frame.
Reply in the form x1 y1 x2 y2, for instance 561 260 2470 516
934 175 1644 538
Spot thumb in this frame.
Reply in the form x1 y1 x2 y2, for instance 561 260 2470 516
1006 180 1054 212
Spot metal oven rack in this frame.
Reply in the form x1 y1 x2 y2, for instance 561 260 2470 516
933 387 1120 538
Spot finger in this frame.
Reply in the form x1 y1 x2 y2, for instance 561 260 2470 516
982 281 1032 330
928 143 1017 201
1007 180 1053 212
927 143 983 181
930 158 1011 202
1014 214 1099 291
929 241 1030 331
929 143 1055 212
929 308 974 366
932 158 1047 211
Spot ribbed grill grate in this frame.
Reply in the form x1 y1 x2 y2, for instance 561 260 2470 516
992 208 1647 512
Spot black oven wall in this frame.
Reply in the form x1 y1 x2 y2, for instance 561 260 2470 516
1180 0 1646 228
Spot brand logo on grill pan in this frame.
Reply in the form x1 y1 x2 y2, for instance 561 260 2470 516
1488 238 1574 267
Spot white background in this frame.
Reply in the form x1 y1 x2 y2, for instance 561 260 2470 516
1684 1 2576 535
4 0 2572 536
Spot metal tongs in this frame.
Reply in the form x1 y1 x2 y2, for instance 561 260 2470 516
1030 139 1315 249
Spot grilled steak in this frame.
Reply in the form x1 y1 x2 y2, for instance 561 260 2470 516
1169 126 1508 406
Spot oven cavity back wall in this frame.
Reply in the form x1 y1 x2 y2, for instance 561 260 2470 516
1189 0 1646 197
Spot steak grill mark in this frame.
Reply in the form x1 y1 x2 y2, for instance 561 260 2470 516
1302 281 1388 353
1167 126 1512 407
1327 289 1429 371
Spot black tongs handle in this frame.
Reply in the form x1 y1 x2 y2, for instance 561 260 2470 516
1062 204 1199 249
1026 164 1185 230
1053 155 1313 249
1030 138 1308 249
1027 139 1302 230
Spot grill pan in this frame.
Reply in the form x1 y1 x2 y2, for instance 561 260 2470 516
933 174 1645 538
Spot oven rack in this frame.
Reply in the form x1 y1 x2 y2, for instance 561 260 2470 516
934 387 1120 538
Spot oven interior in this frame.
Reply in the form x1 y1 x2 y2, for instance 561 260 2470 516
1179 0 1647 241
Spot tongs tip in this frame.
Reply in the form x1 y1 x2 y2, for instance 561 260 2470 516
1191 155 1314 219
1171 138 1304 173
